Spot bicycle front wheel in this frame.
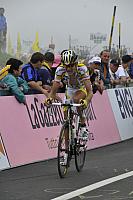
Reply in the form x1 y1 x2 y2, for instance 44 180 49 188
57 123 69 178
74 138 86 172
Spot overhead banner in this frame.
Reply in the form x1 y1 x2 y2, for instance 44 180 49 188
107 87 133 140
0 134 10 170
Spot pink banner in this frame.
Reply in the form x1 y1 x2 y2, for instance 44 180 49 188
85 91 121 149
0 95 61 167
0 92 121 168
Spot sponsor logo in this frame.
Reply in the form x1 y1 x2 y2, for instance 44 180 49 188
115 88 133 119
26 97 97 130
45 137 59 149
26 97 64 129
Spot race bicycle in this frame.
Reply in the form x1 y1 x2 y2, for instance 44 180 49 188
51 101 87 178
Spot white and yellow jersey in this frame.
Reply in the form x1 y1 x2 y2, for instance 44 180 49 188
55 63 90 89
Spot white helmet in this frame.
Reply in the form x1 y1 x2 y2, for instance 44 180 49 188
61 50 78 65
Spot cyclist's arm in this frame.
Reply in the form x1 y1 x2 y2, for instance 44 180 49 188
48 66 65 100
83 79 93 103
49 81 61 99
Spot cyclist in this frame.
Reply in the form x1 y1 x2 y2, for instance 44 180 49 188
46 49 93 134
45 50 93 164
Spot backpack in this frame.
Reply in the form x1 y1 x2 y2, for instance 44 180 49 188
0 65 11 80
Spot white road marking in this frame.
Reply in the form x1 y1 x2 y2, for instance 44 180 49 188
79 194 103 199
51 171 133 200
129 191 133 196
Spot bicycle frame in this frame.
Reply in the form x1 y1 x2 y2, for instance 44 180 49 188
51 102 81 149
50 102 86 178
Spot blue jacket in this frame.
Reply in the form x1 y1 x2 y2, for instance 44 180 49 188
38 62 54 85
0 73 29 103
21 63 40 82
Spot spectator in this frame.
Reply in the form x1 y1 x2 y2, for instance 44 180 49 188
0 8 7 53
115 55 132 87
52 54 65 93
100 50 111 89
0 58 29 104
0 82 7 89
21 52 49 97
38 51 55 92
109 59 120 88
128 56 133 79
52 54 61 73
88 56 104 94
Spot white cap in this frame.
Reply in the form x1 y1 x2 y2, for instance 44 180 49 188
88 56 101 64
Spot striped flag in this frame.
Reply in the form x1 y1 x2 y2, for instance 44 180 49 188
109 6 116 51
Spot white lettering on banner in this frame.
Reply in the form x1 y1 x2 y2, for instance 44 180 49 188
114 88 133 119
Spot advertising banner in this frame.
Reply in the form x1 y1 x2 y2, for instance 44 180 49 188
85 91 121 149
107 87 133 140
0 91 120 168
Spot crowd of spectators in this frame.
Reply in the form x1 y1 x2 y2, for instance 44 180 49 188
86 50 133 90
0 49 133 105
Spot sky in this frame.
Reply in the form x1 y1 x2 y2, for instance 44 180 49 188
1 0 133 54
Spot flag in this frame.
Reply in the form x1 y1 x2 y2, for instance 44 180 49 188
32 32 40 52
7 34 14 55
16 32 22 58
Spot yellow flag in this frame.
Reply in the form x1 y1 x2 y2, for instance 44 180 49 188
32 32 40 52
7 34 13 55
16 32 22 58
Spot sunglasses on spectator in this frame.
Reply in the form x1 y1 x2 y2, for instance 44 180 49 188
93 62 101 65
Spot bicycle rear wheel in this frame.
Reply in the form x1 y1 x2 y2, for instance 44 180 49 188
57 123 69 178
74 138 86 172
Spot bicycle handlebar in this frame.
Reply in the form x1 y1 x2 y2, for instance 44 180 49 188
51 102 82 107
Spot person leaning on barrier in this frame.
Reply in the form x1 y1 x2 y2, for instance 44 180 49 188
0 58 29 104
115 55 133 87
109 59 121 88
21 52 49 97
128 56 133 79
38 51 55 92
87 56 104 94
100 50 111 89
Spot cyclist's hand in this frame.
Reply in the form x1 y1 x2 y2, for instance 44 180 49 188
80 99 88 109
44 98 53 107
